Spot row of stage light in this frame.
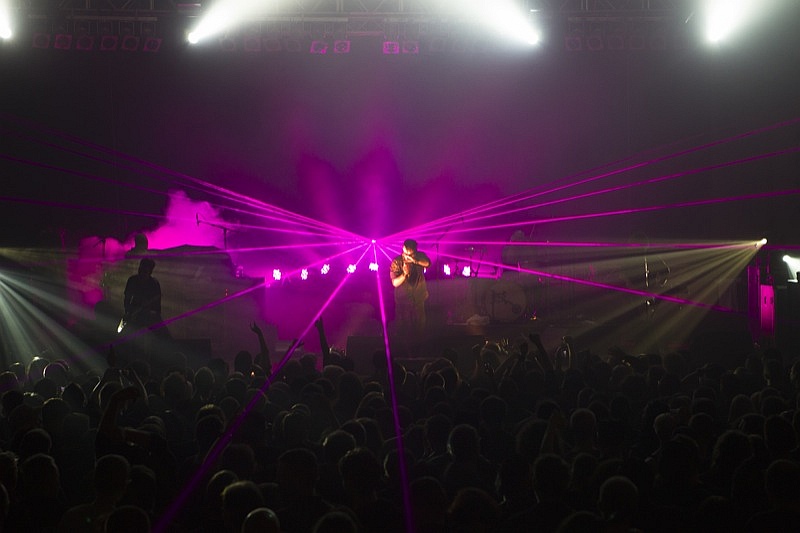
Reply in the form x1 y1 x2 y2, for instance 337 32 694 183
1 0 786 53
30 32 162 52
16 29 722 55
258 260 480 283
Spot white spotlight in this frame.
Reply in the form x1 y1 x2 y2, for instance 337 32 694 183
461 266 471 278
186 2 238 44
369 262 379 272
301 269 309 281
443 264 452 277
0 0 11 40
704 0 756 43
756 238 768 248
347 264 357 274
782 254 800 282
321 264 331 275
272 269 282 281
462 0 541 46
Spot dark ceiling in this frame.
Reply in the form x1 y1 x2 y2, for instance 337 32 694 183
1 1 799 249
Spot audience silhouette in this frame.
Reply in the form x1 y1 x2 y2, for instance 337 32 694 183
0 311 797 532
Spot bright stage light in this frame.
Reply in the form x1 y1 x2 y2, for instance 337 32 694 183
369 262 379 272
186 0 271 44
454 0 541 46
347 264 357 274
783 255 800 282
461 265 471 277
0 0 11 40
756 238 768 248
301 268 309 281
272 269 282 281
321 264 330 275
0 271 97 367
443 264 452 276
704 0 757 43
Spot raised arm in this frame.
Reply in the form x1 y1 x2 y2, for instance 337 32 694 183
528 332 554 373
250 322 272 374
96 385 152 449
315 317 332 364
413 251 431 268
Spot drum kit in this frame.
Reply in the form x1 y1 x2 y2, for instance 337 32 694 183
482 279 528 323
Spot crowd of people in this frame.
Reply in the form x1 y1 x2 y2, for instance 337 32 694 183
0 312 799 533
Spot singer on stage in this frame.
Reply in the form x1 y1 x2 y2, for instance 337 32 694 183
390 239 431 337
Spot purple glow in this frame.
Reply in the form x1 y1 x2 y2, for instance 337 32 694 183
5 119 364 240
409 145 800 240
143 241 357 257
434 239 764 250
388 117 800 240
383 41 400 54
216 202 362 240
371 242 379 267
416 185 800 238
61 189 226 317
1 138 358 246
145 190 225 250
0 129 334 246
69 236 130 308
29 189 368 312
377 245 395 263
157 251 372 532
215 217 356 239
374 248 414 533
280 243 369 281
263 245 373 373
